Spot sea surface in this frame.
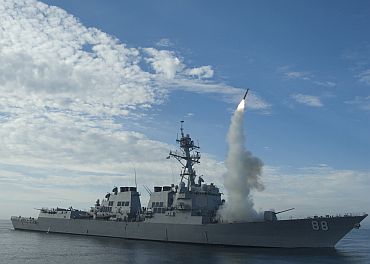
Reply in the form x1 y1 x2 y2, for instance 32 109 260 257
1 220 369 264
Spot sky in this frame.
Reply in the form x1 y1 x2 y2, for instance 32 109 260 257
0 0 369 226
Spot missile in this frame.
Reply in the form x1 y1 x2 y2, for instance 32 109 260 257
243 89 249 100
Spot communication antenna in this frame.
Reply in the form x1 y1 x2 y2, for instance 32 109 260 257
134 168 137 189
170 162 175 184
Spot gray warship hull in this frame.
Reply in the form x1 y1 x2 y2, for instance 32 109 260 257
11 214 367 248
10 123 368 248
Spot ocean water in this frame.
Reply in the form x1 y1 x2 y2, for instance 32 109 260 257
1 220 369 264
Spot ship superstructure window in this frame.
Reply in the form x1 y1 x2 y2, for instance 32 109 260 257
101 206 112 212
153 207 166 214
151 201 165 213
116 201 130 206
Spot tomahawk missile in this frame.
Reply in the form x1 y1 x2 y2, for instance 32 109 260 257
243 89 249 100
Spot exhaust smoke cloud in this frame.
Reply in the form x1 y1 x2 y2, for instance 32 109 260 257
218 98 265 222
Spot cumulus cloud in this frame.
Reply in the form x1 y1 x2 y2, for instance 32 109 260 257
291 93 323 107
0 0 160 118
144 49 214 79
0 0 270 217
185 65 214 79
1 0 269 115
144 48 185 79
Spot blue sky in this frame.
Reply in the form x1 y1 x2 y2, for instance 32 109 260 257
0 0 369 225
44 0 370 168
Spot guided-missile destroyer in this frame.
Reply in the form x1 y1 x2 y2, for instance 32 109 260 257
12 122 367 248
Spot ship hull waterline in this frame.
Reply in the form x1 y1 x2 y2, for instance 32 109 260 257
11 215 367 248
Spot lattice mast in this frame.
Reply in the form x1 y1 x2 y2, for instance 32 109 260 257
168 121 200 189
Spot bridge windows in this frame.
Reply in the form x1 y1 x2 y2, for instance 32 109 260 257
117 201 130 207
100 206 112 212
151 201 166 213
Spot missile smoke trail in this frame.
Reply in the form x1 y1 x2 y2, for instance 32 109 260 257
218 98 264 222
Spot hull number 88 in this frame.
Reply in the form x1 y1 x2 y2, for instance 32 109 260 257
311 220 329 231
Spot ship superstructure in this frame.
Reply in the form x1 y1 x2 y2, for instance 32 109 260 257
90 186 141 221
11 122 368 248
88 121 222 225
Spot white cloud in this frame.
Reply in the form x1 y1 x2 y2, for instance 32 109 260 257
162 80 270 110
314 81 337 87
0 0 270 219
285 71 311 80
345 96 370 111
156 38 173 47
185 65 214 79
144 48 185 79
1 0 270 117
0 1 160 118
144 49 214 79
280 66 337 89
291 93 323 107
357 69 370 85
254 165 370 220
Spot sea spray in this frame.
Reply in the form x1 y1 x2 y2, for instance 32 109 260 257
217 99 264 222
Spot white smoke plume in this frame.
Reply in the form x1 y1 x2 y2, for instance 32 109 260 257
217 99 265 222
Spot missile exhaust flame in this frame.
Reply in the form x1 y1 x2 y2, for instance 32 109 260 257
237 99 245 111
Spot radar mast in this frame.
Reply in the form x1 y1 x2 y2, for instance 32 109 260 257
168 121 200 190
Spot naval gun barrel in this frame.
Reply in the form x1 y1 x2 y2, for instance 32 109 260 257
275 208 295 215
